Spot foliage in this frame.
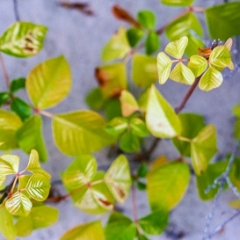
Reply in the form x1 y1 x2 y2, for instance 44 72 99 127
0 0 240 239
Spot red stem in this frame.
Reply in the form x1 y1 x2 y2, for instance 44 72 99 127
0 53 10 89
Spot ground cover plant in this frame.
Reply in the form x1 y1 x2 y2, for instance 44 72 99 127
1 0 240 239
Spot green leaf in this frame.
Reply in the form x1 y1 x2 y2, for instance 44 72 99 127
15 205 59 237
161 0 194 7
199 67 223 91
0 154 19 175
26 55 72 109
157 52 172 84
127 28 144 47
119 131 140 153
165 36 188 59
138 234 150 240
26 173 50 201
137 163 149 178
62 155 97 191
105 98 122 120
72 172 114 214
191 124 218 175
165 12 203 41
205 2 240 40
139 210 168 235
10 77 26 93
0 110 22 150
5 192 32 217
10 97 32 120
185 34 204 56
234 118 240 140
209 46 231 68
105 117 128 137
196 161 228 200
96 62 127 99
232 104 240 117
169 62 195 85
105 155 131 203
26 149 51 178
0 92 10 106
137 181 146 191
137 10 155 30
85 87 105 111
147 161 190 211
0 22 47 57
132 54 158 87
172 113 205 157
145 31 160 55
15 115 48 162
130 118 150 137
120 90 139 117
101 27 131 62
105 212 137 240
146 85 181 138
0 206 17 240
60 221 105 240
53 110 114 156
188 55 208 77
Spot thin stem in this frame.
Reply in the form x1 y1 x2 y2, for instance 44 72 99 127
0 53 10 89
175 75 201 113
13 0 20 21
209 210 240 238
38 110 55 119
175 136 191 142
9 174 20 196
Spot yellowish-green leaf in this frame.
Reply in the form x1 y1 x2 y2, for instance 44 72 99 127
0 22 47 58
131 54 157 88
169 62 195 85
188 55 208 77
199 67 223 91
229 200 240 209
26 173 50 201
209 45 231 68
157 52 172 84
0 154 19 175
26 55 72 109
62 155 97 191
73 172 114 214
26 149 51 178
120 90 139 117
191 124 218 175
146 85 181 138
0 206 17 240
165 36 188 59
101 27 131 62
96 62 127 98
60 221 105 240
0 175 6 186
15 115 48 162
105 155 131 204
161 0 194 6
0 110 22 150
5 192 32 217
105 117 128 137
53 110 114 156
15 205 59 237
147 161 190 211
